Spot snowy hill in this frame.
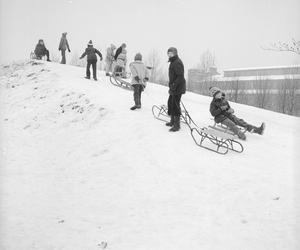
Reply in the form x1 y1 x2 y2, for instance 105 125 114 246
0 61 299 250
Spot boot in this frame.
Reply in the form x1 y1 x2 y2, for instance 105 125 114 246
253 122 265 135
94 77 98 81
130 105 137 110
237 131 246 140
169 116 180 132
165 115 174 127
106 73 110 76
85 76 90 79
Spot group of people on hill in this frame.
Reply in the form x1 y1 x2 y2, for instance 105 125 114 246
34 33 71 64
33 36 265 139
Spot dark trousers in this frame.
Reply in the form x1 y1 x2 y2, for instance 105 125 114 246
133 85 143 107
222 115 256 133
61 50 66 64
36 50 50 60
167 94 182 116
86 60 97 79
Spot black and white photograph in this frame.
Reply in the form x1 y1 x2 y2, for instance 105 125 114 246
0 0 299 249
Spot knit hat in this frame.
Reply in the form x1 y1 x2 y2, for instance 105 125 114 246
88 40 93 46
111 44 116 49
121 43 126 48
209 86 221 97
134 53 142 61
167 47 178 55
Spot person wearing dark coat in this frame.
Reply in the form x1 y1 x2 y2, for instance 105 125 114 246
165 47 186 132
209 86 265 140
34 39 51 61
58 32 71 64
114 43 126 61
79 40 103 81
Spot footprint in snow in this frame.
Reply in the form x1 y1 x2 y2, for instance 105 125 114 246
97 242 107 249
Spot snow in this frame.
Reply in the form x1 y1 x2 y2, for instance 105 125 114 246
0 60 300 250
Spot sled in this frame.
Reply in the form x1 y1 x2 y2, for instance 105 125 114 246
109 72 132 91
30 52 46 60
209 120 247 135
191 127 244 154
152 103 244 154
151 104 191 124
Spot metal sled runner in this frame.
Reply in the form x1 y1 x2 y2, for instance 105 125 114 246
109 72 132 91
152 104 191 125
152 103 244 154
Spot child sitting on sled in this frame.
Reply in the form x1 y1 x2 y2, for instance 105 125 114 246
129 53 149 110
113 48 127 78
209 86 265 140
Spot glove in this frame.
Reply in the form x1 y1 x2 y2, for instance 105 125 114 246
144 77 149 82
100 57 103 61
168 89 174 95
227 108 234 114
134 76 140 82
68 49 71 52
220 105 228 111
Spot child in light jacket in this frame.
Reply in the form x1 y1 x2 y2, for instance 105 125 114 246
129 53 149 110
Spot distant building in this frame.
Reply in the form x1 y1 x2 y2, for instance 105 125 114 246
223 65 300 77
187 65 300 116
187 66 220 91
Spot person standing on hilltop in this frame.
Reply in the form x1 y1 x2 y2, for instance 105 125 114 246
79 40 103 81
129 53 149 110
165 47 186 132
105 44 116 76
58 32 71 64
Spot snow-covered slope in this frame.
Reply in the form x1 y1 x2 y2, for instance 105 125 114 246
0 61 299 250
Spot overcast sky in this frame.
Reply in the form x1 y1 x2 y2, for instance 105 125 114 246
0 0 299 70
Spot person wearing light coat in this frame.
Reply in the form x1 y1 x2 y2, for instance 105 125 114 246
58 32 71 64
112 48 127 77
105 44 116 76
129 53 149 110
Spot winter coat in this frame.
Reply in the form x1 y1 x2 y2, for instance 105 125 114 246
168 55 186 95
115 51 127 68
34 43 48 57
129 61 149 87
59 34 70 51
106 46 115 62
209 96 233 123
114 46 123 61
80 46 102 62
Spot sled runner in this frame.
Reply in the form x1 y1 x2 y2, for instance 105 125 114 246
30 52 46 60
152 104 191 124
209 121 247 135
109 72 132 91
191 127 244 154
152 102 244 154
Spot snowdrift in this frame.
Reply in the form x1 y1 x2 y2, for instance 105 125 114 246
0 60 299 250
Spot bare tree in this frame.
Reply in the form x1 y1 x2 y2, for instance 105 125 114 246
255 77 271 109
70 51 85 67
196 50 216 73
262 38 300 55
145 49 168 85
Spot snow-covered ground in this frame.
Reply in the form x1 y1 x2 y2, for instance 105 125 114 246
0 61 299 250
